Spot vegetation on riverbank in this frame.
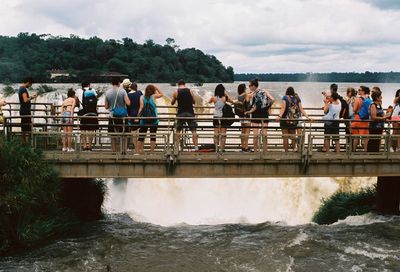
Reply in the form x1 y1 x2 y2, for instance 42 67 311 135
312 186 376 225
0 138 105 255
0 33 234 83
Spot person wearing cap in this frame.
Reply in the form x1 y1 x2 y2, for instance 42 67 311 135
122 78 132 94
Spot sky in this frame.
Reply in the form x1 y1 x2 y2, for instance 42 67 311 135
1 0 400 73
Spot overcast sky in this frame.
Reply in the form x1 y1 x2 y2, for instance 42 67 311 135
1 0 400 73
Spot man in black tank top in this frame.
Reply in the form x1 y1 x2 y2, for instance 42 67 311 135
171 80 198 151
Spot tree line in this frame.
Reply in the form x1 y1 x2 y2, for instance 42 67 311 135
0 33 234 83
235 72 400 83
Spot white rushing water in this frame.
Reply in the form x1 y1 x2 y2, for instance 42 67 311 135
103 178 340 226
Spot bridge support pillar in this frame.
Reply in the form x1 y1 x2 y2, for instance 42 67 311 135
376 177 400 215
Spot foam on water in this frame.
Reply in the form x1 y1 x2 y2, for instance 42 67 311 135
104 177 339 226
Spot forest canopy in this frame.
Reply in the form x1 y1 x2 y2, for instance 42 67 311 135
0 33 234 83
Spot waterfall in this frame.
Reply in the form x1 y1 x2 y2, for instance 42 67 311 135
104 178 344 226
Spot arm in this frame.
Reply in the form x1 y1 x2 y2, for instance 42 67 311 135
323 101 330 114
298 102 310 119
208 97 215 104
276 100 286 120
138 96 144 116
353 98 361 113
171 90 177 105
22 92 33 103
124 93 131 106
370 104 390 121
105 97 110 110
0 100 7 106
153 86 164 99
265 90 275 103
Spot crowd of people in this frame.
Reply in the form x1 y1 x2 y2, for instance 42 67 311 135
2 77 400 154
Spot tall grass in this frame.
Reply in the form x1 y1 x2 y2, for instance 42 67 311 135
312 186 376 225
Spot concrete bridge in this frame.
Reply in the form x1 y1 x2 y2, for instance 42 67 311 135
1 102 399 178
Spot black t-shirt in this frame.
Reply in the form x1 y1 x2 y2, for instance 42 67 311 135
18 86 31 115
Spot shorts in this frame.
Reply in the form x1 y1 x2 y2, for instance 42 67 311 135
62 111 73 125
280 120 298 130
324 123 340 141
80 113 99 131
251 110 269 124
213 117 231 128
138 125 158 142
176 112 197 131
351 115 369 135
127 119 140 132
20 116 32 132
108 118 125 133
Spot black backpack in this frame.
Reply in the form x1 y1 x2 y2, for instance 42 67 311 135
339 96 349 119
222 103 235 127
82 91 98 115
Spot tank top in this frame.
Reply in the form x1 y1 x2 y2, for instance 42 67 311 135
238 94 251 112
370 103 384 130
177 88 194 115
214 97 225 118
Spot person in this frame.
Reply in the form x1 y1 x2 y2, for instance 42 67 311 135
171 80 199 151
105 78 131 152
391 89 400 151
236 83 252 152
18 77 36 144
345 87 357 134
244 78 274 152
351 86 371 151
127 82 143 153
137 84 164 153
367 88 392 152
61 89 76 152
330 83 349 120
276 87 310 152
0 99 7 124
122 78 132 94
322 92 342 153
208 84 233 152
77 82 99 151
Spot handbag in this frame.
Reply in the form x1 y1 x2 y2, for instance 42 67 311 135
111 89 128 117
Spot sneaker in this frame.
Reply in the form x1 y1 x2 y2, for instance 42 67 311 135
62 147 68 152
67 148 75 152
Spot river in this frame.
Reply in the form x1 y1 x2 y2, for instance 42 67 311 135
0 82 399 271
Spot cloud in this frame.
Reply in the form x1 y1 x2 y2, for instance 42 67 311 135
0 0 400 73
362 0 400 10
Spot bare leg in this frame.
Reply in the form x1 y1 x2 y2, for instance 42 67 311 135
214 127 219 148
262 125 268 153
323 138 330 152
67 126 73 149
335 140 340 153
63 126 67 150
252 124 260 152
88 131 94 149
192 129 198 149
150 140 156 152
137 140 144 154
221 128 227 151
282 128 289 152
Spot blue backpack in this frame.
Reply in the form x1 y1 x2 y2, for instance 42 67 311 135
141 97 157 124
358 97 372 120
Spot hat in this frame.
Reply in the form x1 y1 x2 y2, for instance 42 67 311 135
122 78 132 87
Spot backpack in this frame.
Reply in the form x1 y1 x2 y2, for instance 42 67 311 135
339 96 349 119
141 97 157 124
222 103 235 127
285 96 300 125
82 91 98 115
358 97 372 120
254 90 272 111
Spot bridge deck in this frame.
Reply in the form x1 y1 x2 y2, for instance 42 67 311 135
2 104 400 178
